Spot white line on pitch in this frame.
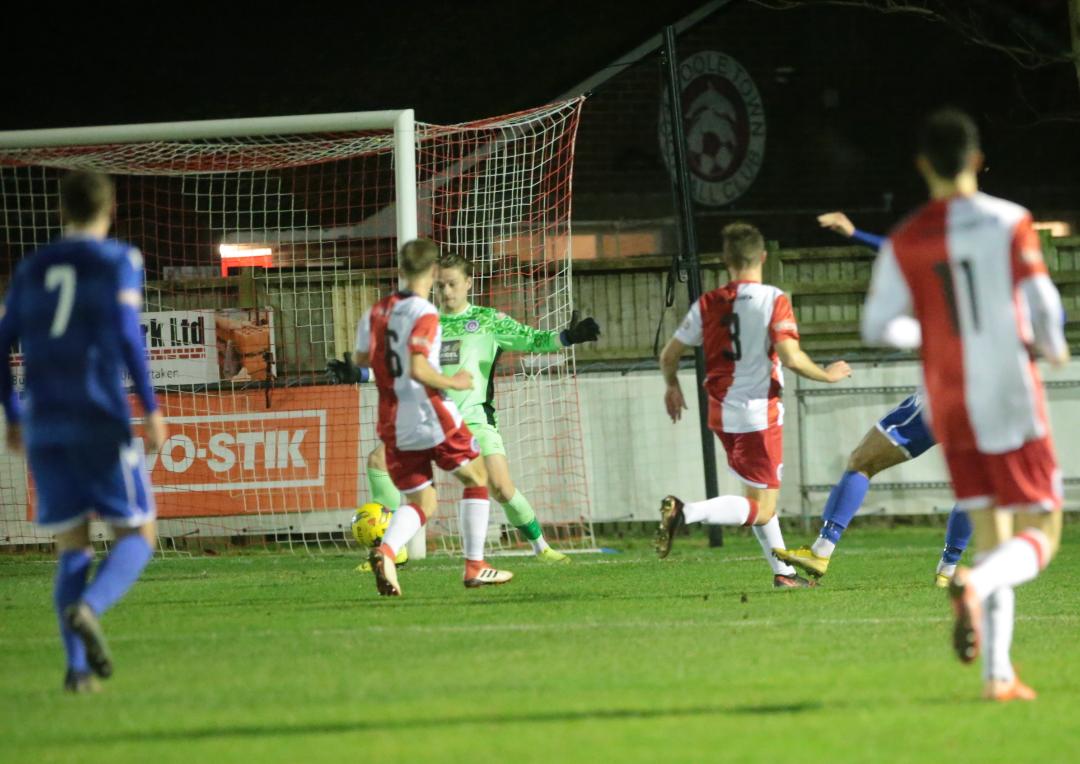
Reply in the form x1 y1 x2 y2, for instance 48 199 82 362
1 613 1076 647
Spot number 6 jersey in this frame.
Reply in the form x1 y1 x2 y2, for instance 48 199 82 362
356 291 465 451
674 281 800 433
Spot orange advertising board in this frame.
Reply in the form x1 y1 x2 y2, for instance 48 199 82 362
25 387 361 520
140 387 360 517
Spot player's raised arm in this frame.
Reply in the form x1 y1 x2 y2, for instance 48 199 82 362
559 310 600 347
861 240 921 349
0 279 23 450
775 339 851 383
492 309 600 353
491 311 560 353
768 290 851 383
818 211 885 250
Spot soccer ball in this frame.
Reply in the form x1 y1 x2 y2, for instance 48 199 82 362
351 502 390 547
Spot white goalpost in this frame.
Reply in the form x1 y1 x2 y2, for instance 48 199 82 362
0 101 594 557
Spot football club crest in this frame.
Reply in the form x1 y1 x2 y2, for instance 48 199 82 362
659 50 766 207
465 319 480 333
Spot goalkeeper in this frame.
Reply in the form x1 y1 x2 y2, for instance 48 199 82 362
334 253 600 562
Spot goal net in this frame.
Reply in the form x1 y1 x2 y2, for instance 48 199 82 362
0 100 594 556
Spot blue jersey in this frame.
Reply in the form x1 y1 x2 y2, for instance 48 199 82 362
0 236 157 447
851 229 884 249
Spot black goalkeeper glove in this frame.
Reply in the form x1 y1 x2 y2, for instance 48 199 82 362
326 353 369 384
560 310 601 346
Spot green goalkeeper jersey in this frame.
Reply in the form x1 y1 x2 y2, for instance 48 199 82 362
439 303 563 427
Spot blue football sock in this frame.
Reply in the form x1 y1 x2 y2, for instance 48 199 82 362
82 534 153 616
941 506 972 565
819 471 871 544
55 549 93 672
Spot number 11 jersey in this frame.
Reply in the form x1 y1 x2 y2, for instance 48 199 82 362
866 193 1058 455
356 291 465 451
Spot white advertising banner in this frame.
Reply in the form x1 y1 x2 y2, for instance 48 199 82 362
8 307 275 389
139 310 219 387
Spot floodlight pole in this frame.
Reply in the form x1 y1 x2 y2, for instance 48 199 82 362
660 26 722 547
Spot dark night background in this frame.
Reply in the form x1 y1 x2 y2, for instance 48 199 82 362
4 0 1079 248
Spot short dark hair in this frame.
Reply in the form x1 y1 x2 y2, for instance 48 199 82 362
438 252 474 277
398 238 440 277
918 108 980 178
60 171 114 225
721 222 765 269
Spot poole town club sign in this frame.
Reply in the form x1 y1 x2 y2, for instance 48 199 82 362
659 51 766 207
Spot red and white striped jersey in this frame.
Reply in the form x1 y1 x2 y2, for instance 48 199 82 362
675 281 800 433
862 192 1067 455
356 291 464 451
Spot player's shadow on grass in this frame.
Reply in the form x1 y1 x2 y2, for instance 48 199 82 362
74 702 823 744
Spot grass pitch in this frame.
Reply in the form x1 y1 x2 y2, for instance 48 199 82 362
2 526 1078 763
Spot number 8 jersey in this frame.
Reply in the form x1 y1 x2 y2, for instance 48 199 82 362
674 281 800 434
356 291 465 451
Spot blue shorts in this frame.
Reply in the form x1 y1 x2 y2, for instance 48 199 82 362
875 394 936 459
28 441 156 532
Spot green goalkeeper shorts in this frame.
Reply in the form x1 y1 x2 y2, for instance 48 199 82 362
466 421 506 457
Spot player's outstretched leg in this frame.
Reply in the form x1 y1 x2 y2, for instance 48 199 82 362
657 493 813 585
461 486 514 587
978 586 1034 702
935 506 972 587
63 602 113 680
752 517 816 588
776 426 907 579
66 523 155 679
373 498 430 596
53 525 96 692
501 489 568 563
355 447 407 574
369 546 401 597
482 443 567 563
366 444 402 512
657 494 761 558
745 489 815 587
655 495 685 558
947 566 982 665
775 470 869 579
455 456 512 587
951 509 1058 700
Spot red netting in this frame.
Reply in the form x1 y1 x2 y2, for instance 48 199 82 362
0 100 592 555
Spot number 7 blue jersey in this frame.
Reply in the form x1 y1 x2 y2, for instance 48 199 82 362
0 235 158 447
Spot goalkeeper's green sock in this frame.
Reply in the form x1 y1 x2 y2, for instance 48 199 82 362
501 491 549 553
367 468 401 511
